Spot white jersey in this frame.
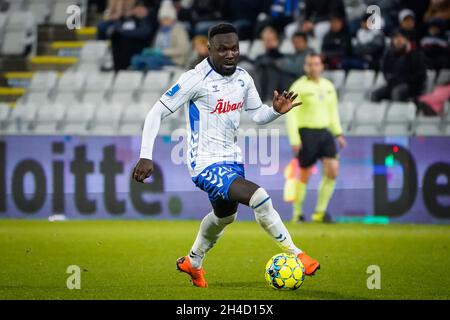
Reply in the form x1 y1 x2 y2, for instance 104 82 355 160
140 58 280 177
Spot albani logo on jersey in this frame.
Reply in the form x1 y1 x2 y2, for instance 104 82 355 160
210 99 244 114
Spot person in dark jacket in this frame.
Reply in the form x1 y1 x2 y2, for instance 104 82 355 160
321 14 352 69
300 0 346 42
110 1 156 70
342 13 385 70
420 18 449 70
253 26 285 101
371 29 427 102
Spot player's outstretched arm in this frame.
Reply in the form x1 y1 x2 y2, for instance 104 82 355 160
272 90 302 114
132 101 171 183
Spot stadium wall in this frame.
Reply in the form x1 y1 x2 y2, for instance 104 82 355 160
0 135 449 224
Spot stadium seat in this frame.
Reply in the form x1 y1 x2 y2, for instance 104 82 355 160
91 101 124 135
29 71 58 92
138 92 160 106
119 103 149 135
81 71 114 103
383 102 416 135
34 102 67 134
426 69 437 92
62 102 96 134
352 101 387 135
0 103 11 130
324 70 346 91
373 72 387 88
239 40 251 56
436 69 450 85
50 1 77 24
53 91 79 104
83 71 114 91
1 10 35 55
0 30 27 55
383 124 411 136
248 40 265 60
445 124 450 136
340 91 366 103
79 41 109 61
280 39 295 55
414 116 442 136
338 101 355 133
344 70 375 92
23 0 51 24
110 92 135 105
7 101 38 133
56 71 86 92
82 91 105 105
142 70 171 94
169 67 185 83
113 71 143 91
25 91 50 105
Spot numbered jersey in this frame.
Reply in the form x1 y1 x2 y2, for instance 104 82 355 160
159 58 263 177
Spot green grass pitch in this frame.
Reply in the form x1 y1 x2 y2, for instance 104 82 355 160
0 219 449 300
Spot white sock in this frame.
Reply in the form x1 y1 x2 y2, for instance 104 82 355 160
250 188 302 256
189 211 237 268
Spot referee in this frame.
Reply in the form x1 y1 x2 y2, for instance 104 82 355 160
286 53 346 223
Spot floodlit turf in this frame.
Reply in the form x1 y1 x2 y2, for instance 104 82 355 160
0 220 449 300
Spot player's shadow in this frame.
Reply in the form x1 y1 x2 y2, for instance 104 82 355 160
300 288 370 300
215 282 370 300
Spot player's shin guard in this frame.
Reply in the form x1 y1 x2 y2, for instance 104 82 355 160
189 211 236 268
250 188 302 256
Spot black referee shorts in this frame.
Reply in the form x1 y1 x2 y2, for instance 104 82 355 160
297 128 338 168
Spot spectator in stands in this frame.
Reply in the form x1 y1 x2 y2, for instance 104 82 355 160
421 19 449 70
110 1 155 71
187 35 209 69
131 1 190 70
398 9 419 44
279 31 313 86
256 0 301 36
371 29 427 102
285 0 346 45
254 26 285 101
344 0 367 36
321 14 352 70
97 0 136 40
423 0 450 26
190 0 227 36
222 0 267 40
342 13 385 70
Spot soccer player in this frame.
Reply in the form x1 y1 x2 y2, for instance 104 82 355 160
132 23 320 288
286 53 347 223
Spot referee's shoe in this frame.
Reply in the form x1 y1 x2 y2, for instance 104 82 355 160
311 212 334 223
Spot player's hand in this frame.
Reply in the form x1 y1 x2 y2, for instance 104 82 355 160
292 145 301 156
337 136 347 149
272 90 302 114
132 158 153 183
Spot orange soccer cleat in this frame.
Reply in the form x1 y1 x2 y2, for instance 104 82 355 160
297 252 320 276
176 256 208 288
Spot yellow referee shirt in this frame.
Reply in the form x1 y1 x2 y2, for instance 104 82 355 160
286 76 342 146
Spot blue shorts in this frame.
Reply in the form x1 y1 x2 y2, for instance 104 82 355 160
192 162 245 203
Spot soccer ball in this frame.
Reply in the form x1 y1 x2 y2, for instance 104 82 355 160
265 253 305 290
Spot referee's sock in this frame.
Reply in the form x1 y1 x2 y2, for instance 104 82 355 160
292 181 307 221
314 176 336 217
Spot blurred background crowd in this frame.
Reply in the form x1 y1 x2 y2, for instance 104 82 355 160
89 0 450 104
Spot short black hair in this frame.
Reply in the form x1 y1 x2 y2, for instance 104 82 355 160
208 23 238 41
292 31 308 41
306 52 323 62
